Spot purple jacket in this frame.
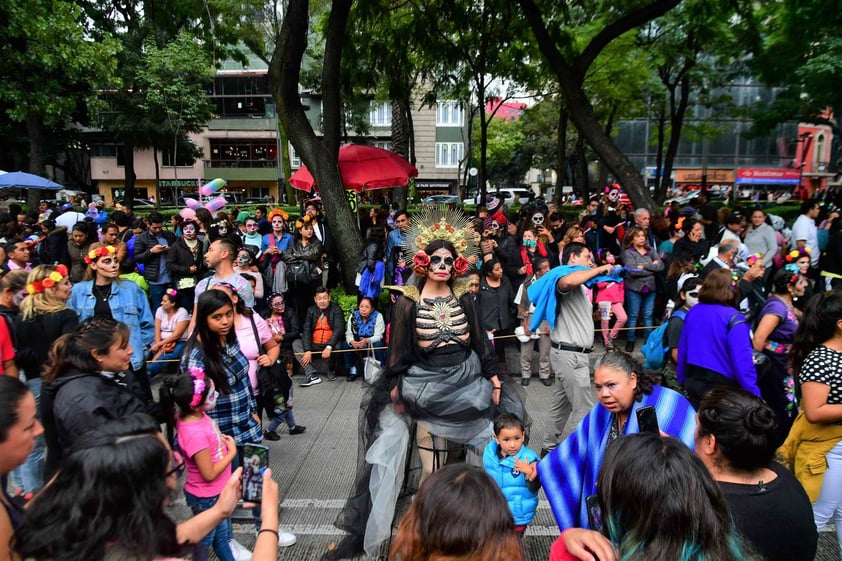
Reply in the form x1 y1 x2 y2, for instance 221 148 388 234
676 302 759 396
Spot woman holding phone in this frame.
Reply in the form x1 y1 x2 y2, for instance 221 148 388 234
14 413 286 561
539 351 697 531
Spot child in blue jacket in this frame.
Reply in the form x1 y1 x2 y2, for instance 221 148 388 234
483 413 541 537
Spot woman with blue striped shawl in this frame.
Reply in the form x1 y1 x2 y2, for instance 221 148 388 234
538 351 697 531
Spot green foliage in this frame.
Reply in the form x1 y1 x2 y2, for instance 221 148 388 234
474 118 530 187
0 0 120 127
329 286 360 318
740 0 842 130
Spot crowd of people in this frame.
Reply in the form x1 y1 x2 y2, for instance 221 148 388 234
1 187 841 561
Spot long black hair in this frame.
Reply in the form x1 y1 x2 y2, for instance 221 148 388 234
184 290 237 394
0 376 30 442
793 291 842 381
598 433 749 561
13 413 185 561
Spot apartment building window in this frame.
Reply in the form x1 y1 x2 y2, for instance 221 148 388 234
436 101 463 127
373 140 392 151
92 144 125 166
370 102 392 127
209 140 277 168
435 142 463 168
289 143 301 168
162 148 196 167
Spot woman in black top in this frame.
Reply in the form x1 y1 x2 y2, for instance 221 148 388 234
696 387 817 561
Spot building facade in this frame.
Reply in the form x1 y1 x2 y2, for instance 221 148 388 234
90 56 470 206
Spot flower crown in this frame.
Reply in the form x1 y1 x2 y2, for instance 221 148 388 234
84 245 116 264
745 253 763 267
785 248 810 263
26 265 69 295
269 209 289 222
295 214 315 229
188 366 206 407
783 263 801 284
165 288 178 297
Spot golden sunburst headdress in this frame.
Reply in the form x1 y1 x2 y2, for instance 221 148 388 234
402 205 479 260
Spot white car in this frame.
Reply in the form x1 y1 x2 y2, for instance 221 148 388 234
463 188 534 206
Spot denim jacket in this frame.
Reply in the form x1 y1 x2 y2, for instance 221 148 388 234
69 279 155 371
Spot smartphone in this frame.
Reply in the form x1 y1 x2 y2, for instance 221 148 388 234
241 443 269 502
585 494 605 535
636 405 659 434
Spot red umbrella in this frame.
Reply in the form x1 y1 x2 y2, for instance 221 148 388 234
289 143 418 193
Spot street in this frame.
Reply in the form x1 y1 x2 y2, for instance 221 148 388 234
166 369 842 561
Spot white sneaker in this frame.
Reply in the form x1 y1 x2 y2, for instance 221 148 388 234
278 529 297 547
228 538 253 561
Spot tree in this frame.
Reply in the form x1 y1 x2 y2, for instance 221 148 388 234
269 0 363 289
740 1 842 134
413 0 539 203
0 0 119 208
138 31 215 190
642 0 739 203
477 117 530 187
516 0 683 214
83 0 261 202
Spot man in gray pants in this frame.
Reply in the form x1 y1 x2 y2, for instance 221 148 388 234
542 242 614 454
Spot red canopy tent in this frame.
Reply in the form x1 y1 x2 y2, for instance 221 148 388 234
289 143 418 193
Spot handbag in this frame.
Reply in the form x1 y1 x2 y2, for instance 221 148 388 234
286 260 311 286
249 316 291 409
363 344 383 384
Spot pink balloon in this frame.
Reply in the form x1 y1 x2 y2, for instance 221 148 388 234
199 178 227 197
204 196 226 213
179 208 196 220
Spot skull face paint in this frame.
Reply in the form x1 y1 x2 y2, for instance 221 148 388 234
182 223 197 240
428 247 454 281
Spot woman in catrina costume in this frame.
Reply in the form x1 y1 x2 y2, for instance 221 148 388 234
327 207 527 559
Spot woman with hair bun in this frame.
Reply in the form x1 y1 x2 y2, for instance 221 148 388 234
540 351 697 532
697 387 817 561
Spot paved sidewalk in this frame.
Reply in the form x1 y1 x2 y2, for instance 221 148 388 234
165 365 841 561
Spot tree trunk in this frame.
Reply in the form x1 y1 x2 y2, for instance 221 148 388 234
25 113 44 211
268 0 362 290
123 140 137 203
390 97 411 209
659 69 692 204
554 106 568 206
517 0 677 215
153 147 161 203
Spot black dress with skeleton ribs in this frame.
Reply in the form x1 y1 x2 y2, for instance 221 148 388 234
328 280 528 558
